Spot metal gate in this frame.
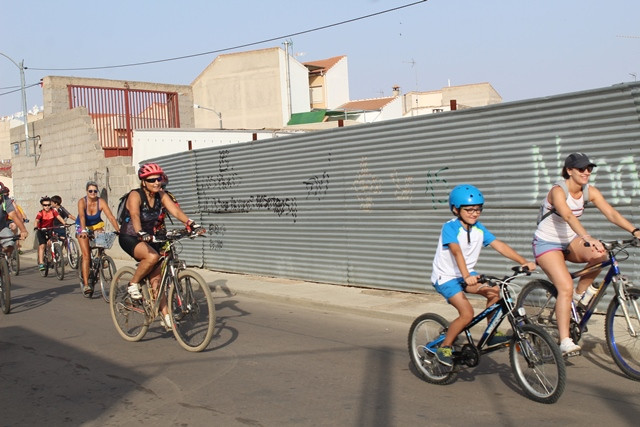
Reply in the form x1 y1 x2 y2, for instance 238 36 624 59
68 85 180 157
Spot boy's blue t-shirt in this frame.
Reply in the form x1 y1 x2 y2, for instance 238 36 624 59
431 218 496 285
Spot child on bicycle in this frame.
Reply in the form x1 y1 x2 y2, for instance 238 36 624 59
34 196 67 271
51 195 76 240
431 184 537 366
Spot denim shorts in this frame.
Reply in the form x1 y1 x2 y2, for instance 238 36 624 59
532 236 569 259
433 272 478 301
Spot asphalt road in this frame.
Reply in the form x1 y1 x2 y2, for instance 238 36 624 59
1 256 640 426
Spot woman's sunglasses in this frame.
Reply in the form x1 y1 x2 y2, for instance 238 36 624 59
144 177 163 183
87 189 98 194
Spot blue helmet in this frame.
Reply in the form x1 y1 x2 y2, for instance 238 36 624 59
449 184 484 212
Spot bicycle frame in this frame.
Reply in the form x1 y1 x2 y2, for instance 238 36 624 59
551 240 636 338
140 241 185 322
426 277 522 356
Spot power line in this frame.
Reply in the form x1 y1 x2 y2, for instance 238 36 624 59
27 0 428 72
0 82 40 97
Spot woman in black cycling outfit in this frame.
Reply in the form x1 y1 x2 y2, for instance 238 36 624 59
119 163 200 330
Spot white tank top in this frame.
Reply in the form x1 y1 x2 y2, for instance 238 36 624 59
535 186 584 243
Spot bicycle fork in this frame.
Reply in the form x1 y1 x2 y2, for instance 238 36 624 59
614 277 640 338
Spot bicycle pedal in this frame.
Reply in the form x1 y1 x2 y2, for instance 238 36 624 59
563 350 582 358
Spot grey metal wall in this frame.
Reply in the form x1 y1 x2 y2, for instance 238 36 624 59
152 82 640 295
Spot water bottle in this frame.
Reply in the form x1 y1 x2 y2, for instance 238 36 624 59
579 284 599 307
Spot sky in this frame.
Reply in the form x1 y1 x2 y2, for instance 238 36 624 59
1 0 639 118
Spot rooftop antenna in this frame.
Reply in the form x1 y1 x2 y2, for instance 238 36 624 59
403 58 418 90
630 73 637 82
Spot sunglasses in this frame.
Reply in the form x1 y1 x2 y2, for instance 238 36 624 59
87 189 98 193
42 204 51 207
461 207 483 214
144 177 163 183
575 166 594 173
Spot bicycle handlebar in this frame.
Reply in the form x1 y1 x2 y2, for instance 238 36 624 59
477 266 532 287
583 237 640 250
150 227 207 243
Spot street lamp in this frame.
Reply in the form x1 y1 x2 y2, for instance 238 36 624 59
194 103 223 129
0 52 30 157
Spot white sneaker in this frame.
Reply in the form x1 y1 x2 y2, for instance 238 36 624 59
127 283 142 300
162 313 173 331
560 338 581 357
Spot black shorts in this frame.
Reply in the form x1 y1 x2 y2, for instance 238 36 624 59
36 229 51 246
118 233 162 260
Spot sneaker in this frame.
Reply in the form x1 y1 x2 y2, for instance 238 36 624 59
436 346 453 367
560 338 581 357
162 313 173 331
83 285 92 296
127 283 142 300
38 263 45 271
486 331 512 348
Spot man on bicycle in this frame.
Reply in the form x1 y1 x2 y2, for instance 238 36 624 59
35 196 66 271
0 182 28 257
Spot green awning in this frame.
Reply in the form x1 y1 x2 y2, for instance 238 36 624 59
287 110 327 125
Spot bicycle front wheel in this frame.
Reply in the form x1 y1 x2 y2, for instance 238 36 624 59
53 244 65 280
407 313 457 385
40 248 49 277
0 258 11 314
605 287 640 381
109 266 149 342
9 249 19 276
510 324 566 404
99 255 117 303
516 279 559 341
67 237 80 269
168 270 215 352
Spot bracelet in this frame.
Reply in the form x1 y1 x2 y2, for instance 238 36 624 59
631 228 640 236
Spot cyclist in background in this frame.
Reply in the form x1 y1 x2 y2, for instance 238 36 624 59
118 163 201 330
34 196 66 271
2 184 28 254
76 181 120 295
51 195 76 240
0 182 28 258
533 152 640 356
431 184 536 366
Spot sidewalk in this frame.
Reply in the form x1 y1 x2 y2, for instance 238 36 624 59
20 250 607 344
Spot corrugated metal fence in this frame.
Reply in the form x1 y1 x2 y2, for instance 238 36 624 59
151 83 640 295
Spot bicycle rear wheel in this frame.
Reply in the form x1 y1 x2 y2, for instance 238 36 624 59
605 287 640 381
99 255 116 303
515 279 559 341
168 270 215 352
67 237 80 269
510 324 566 404
9 249 19 276
53 243 65 280
109 266 149 342
0 258 11 314
407 313 457 385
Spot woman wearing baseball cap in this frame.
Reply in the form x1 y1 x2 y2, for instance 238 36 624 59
532 152 640 356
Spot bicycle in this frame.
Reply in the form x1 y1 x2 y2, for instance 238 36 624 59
78 229 117 302
408 267 566 404
61 223 80 270
0 236 21 314
516 237 640 381
109 227 215 352
37 227 65 280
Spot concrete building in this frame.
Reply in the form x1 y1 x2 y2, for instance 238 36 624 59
401 82 502 116
305 55 350 110
192 47 310 130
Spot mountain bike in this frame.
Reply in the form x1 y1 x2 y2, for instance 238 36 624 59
109 228 215 352
516 237 640 381
62 223 80 269
38 228 65 280
409 267 566 404
0 236 21 314
78 230 117 302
